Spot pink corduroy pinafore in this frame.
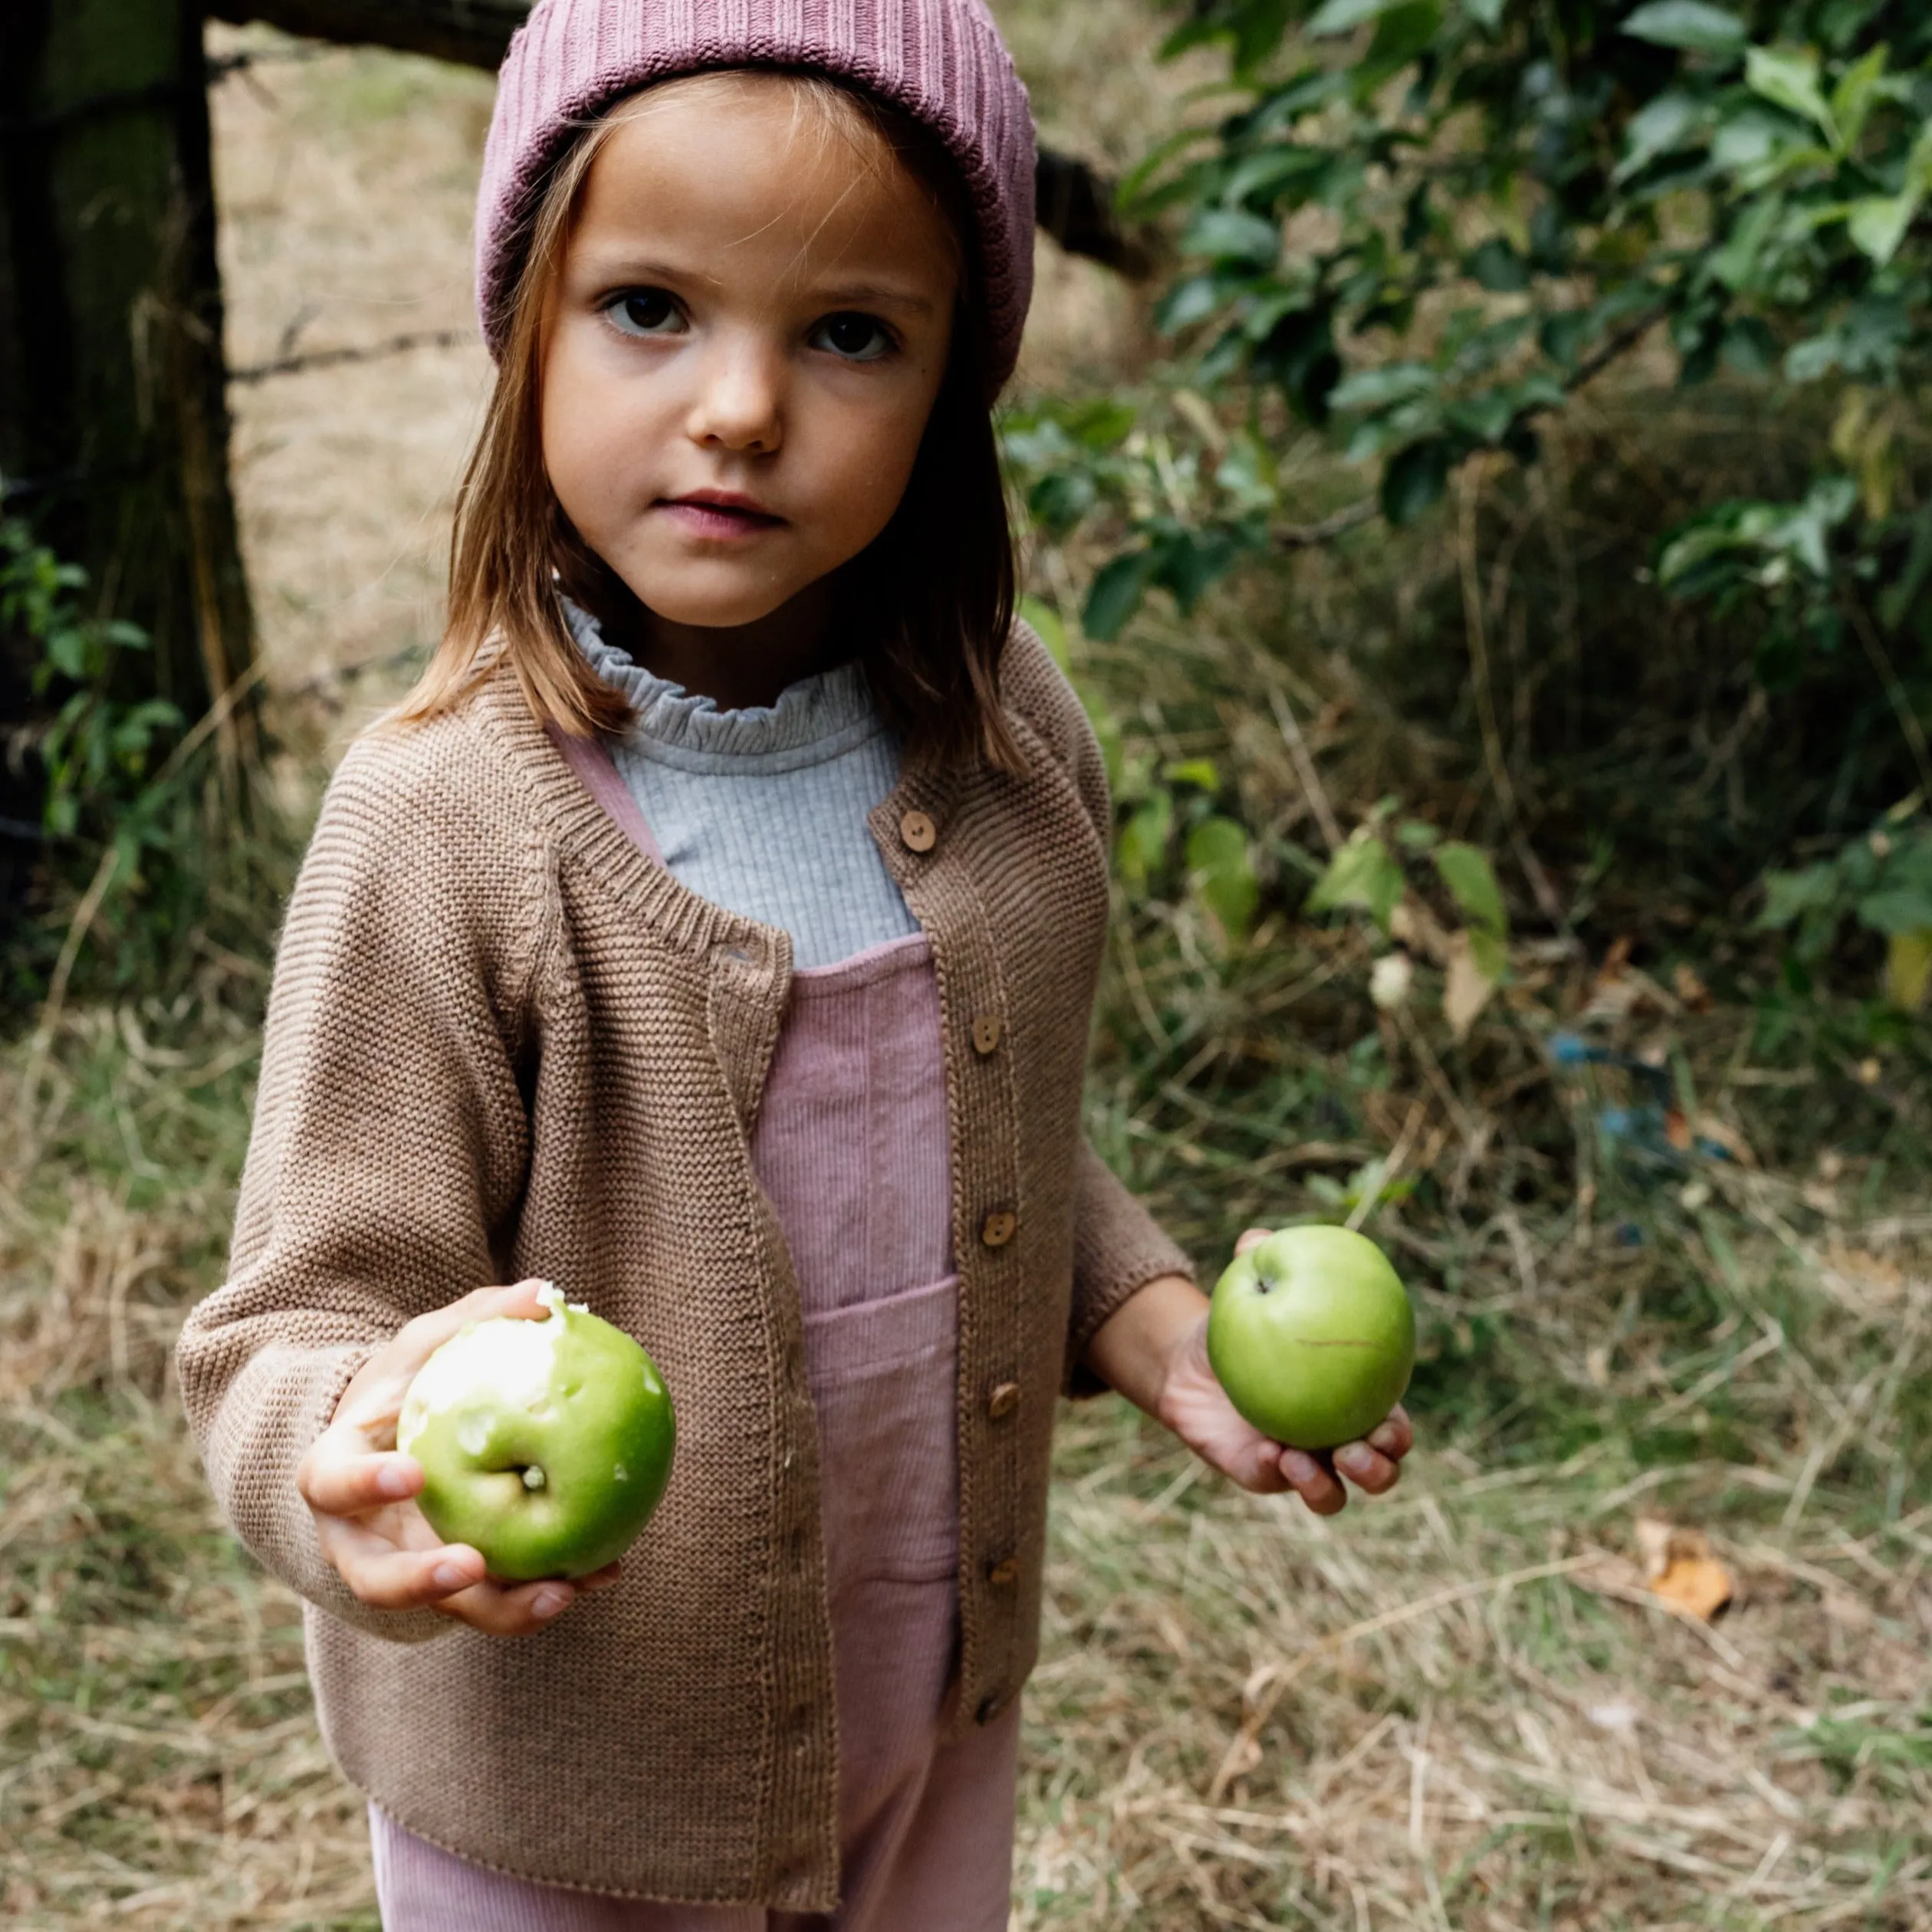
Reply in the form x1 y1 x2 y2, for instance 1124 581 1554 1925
367 736 1019 1930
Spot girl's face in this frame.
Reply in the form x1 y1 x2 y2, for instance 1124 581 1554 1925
540 79 961 641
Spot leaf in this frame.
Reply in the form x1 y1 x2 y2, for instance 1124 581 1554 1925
1116 790 1174 886
1467 925 1508 980
1155 274 1227 334
1163 757 1222 790
1651 1553 1734 1621
1187 815 1261 945
1711 192 1781 291
1443 930 1502 1040
1847 192 1917 267
1621 1 1746 54
1857 885 1932 937
1152 527 1244 613
1447 388 1519 445
1884 930 1932 1011
1434 841 1506 935
1381 437 1453 526
1308 831 1405 932
1083 550 1158 642
1221 143 1332 208
1306 0 1395 34
1745 45 1835 142
1361 0 1444 75
1329 362 1438 412
1615 91 1704 182
1181 207 1282 266
1830 43 1888 153
1465 235 1529 291
1019 595 1070 669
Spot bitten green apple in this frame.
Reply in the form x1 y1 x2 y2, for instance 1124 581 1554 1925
397 1283 675 1582
1206 1227 1415 1451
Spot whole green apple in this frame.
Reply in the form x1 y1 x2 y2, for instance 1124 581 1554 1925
1206 1226 1415 1451
397 1283 675 1582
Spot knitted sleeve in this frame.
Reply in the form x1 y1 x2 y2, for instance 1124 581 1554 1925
173 724 541 1642
999 624 1198 1395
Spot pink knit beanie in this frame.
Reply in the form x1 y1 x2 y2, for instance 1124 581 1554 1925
475 0 1037 390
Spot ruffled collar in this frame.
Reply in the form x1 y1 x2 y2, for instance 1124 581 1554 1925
564 598 882 767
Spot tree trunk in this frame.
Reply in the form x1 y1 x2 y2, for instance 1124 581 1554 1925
209 0 1148 271
0 0 254 882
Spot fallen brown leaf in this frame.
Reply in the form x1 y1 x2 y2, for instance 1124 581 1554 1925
1651 1555 1733 1622
1631 1516 1733 1622
1673 961 1714 1013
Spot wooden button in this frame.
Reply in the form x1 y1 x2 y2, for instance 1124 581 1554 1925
987 1380 1020 1420
986 1556 1020 1589
980 1210 1016 1249
971 1013 1002 1056
899 809 937 853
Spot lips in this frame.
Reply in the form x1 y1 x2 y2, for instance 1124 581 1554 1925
656 490 784 539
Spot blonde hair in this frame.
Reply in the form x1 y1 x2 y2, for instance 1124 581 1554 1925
389 70 1023 774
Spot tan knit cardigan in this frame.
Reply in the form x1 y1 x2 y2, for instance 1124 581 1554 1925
172 623 1194 1911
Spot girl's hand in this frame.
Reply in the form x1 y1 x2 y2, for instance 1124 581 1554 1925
295 1279 623 1636
1155 1228 1414 1515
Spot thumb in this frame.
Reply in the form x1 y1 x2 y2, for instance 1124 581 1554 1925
390 1278 557 1376
1232 1227 1274 1258
336 1280 558 1442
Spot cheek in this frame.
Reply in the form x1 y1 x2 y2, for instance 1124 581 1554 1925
540 334 649 530
809 389 934 546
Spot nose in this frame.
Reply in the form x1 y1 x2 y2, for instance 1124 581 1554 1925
686 331 784 455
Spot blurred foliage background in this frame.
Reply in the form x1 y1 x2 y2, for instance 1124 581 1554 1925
5 1 1932 1927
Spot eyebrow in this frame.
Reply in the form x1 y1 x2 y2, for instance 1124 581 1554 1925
813 281 940 317
573 254 941 317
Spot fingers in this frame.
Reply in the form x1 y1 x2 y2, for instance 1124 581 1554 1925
1367 1405 1414 1461
1228 1437 1293 1495
1233 1227 1274 1258
329 1280 561 1447
297 1445 422 1520
433 1562 623 1636
325 1526 488 1609
1333 1441 1401 1494
1280 1448 1349 1516
1273 1409 1412 1512
324 1520 623 1632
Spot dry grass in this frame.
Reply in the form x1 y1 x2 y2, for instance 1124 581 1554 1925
7 988 1930 1928
1020 1226 1932 1929
5 10 1931 1931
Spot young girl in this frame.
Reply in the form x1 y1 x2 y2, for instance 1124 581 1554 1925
176 2 1412 1924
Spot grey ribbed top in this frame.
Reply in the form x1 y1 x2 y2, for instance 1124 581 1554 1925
566 602 920 969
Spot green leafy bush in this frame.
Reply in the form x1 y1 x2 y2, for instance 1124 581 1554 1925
2 518 184 843
1005 0 1932 683
1 517 281 1009
1758 796 1932 1004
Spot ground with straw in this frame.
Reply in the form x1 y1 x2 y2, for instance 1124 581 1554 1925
4 10 1930 1929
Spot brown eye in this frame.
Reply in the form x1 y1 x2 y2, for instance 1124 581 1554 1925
813 312 892 361
607 289 683 337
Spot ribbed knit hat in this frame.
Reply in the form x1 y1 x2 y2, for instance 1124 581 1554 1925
475 0 1037 390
